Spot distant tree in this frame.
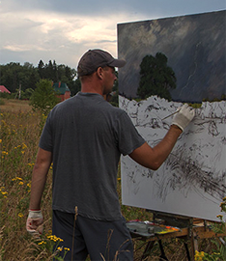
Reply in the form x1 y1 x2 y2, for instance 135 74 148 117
21 88 34 100
53 60 58 82
69 78 81 96
30 79 60 115
137 52 176 100
38 60 45 79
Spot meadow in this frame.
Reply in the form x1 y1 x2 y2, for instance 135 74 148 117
0 99 225 261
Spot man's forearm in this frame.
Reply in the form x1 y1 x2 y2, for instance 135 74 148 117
129 125 182 170
152 125 182 167
29 148 52 210
29 169 48 210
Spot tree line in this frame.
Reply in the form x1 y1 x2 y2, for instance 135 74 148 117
0 60 81 98
1 53 181 104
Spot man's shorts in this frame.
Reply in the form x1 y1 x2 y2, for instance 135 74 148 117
52 210 134 261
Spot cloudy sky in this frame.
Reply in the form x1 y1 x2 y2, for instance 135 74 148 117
0 0 225 69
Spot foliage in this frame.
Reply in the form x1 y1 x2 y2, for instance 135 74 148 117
70 78 81 96
194 197 226 261
137 52 176 100
0 60 78 97
30 79 61 115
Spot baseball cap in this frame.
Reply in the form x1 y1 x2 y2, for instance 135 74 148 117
77 49 126 77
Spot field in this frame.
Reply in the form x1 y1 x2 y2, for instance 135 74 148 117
0 99 224 260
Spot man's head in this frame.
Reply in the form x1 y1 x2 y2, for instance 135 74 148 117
77 49 126 77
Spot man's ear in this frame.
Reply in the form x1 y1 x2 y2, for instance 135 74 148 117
96 67 103 79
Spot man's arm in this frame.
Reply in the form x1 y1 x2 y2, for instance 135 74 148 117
29 148 52 210
129 125 182 170
129 104 195 170
26 148 52 235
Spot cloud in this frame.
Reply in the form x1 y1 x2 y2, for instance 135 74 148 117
0 2 148 67
0 0 225 67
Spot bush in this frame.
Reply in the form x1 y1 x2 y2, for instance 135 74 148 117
30 79 60 115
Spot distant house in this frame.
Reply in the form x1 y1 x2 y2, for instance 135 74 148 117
0 85 11 93
52 82 71 102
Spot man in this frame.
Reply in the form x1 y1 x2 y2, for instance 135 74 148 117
26 49 195 260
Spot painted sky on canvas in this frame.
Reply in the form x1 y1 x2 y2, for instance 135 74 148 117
0 0 225 68
118 11 226 102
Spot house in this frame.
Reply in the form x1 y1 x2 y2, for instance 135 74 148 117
0 85 11 93
52 82 71 102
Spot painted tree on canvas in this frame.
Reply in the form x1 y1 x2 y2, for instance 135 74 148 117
137 52 176 100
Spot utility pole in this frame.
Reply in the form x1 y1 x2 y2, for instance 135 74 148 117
19 83 21 99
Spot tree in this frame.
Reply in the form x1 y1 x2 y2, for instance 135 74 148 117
30 79 60 115
137 52 176 100
38 60 45 79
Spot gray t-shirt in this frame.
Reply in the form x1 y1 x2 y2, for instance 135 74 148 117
39 92 145 221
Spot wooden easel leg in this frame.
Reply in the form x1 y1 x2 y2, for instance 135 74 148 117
140 241 155 260
158 240 168 261
190 230 199 261
184 241 191 261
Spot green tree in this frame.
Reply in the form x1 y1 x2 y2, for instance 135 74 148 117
137 52 176 100
69 78 81 96
38 60 45 79
30 79 60 115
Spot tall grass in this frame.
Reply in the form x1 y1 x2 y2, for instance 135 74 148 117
0 99 223 260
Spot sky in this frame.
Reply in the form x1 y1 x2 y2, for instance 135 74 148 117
0 0 225 69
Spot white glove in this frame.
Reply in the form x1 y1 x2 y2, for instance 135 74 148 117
26 210 43 235
171 104 195 131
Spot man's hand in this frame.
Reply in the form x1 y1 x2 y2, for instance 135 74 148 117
26 210 43 235
171 104 195 131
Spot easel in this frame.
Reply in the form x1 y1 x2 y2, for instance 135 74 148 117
128 211 226 261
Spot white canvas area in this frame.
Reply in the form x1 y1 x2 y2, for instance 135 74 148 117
120 95 226 221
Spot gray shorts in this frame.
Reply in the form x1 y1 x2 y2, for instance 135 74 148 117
52 210 134 261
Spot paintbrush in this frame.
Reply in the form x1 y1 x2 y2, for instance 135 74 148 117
161 110 180 120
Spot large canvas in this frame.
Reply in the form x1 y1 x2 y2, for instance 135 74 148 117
117 11 226 221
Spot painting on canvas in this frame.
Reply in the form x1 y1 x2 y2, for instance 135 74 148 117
117 10 226 221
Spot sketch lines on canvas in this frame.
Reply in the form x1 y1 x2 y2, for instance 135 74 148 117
120 95 226 220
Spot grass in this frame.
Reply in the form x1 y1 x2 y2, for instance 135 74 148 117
0 99 224 260
0 98 32 112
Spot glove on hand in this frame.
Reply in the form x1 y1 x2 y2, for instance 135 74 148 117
26 210 43 235
171 104 195 131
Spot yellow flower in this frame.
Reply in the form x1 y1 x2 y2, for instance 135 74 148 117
64 247 70 252
21 151 25 154
22 143 27 149
0 139 2 143
38 241 46 245
57 246 63 251
19 182 24 186
18 213 24 218
194 250 205 261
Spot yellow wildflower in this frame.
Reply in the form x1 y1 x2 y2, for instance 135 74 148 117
19 182 24 186
194 250 205 261
64 247 70 252
22 143 27 149
38 241 46 245
18 213 24 218
57 246 63 251
0 139 2 143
